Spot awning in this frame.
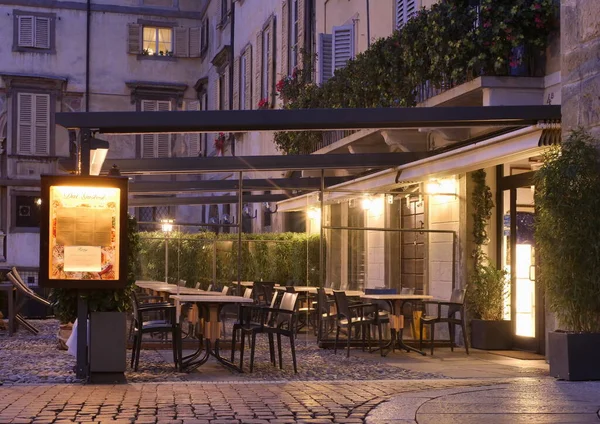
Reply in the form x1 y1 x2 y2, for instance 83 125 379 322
276 125 550 211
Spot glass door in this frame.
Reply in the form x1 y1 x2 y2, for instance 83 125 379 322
501 180 543 352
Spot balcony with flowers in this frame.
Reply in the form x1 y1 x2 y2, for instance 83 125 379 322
273 0 558 156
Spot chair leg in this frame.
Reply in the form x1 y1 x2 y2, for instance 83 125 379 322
362 324 366 352
250 333 257 372
130 334 137 368
239 332 245 370
378 322 384 357
171 326 178 368
334 327 340 355
231 327 237 363
448 322 454 352
290 334 297 374
347 326 352 358
430 323 435 356
277 333 283 369
268 333 276 366
419 320 424 352
134 331 143 371
461 319 469 355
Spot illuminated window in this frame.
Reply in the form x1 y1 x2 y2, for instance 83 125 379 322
142 26 173 56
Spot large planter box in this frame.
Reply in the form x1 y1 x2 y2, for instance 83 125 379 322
90 311 127 384
470 319 512 350
548 331 600 381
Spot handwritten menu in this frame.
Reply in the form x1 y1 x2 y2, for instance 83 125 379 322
56 207 112 246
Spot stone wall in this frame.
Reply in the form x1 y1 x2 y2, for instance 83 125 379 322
561 0 600 138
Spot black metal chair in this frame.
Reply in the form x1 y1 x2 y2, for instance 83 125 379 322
261 292 299 373
333 291 380 357
130 292 179 371
419 288 469 355
316 288 336 341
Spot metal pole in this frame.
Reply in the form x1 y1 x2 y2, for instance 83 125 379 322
212 240 217 286
319 169 324 287
165 235 169 283
452 232 457 290
237 171 242 294
76 128 92 380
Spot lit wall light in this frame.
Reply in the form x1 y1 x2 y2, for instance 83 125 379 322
307 207 321 220
35 198 42 206
362 196 372 210
426 178 457 196
161 219 174 233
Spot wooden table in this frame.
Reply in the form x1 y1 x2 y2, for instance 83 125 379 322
361 294 433 356
170 295 254 372
0 283 15 336
136 281 221 297
274 286 364 297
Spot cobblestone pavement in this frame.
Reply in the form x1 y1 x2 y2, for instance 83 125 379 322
0 379 493 423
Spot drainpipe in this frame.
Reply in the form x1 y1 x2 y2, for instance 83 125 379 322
366 0 371 48
229 0 236 156
85 0 91 111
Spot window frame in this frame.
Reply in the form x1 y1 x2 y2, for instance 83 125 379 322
136 97 175 158
12 9 56 54
261 27 270 102
218 0 230 28
10 190 42 234
201 18 210 56
240 53 247 110
142 25 174 56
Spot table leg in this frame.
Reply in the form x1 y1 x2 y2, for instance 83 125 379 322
392 300 426 356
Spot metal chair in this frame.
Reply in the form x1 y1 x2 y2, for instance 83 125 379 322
333 291 380 357
419 288 469 355
6 271 51 335
130 292 179 371
316 288 336 341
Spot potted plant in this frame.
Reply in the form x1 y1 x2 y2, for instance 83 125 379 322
535 129 600 380
467 169 512 350
50 214 141 382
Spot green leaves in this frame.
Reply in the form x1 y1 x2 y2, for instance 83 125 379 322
535 129 600 333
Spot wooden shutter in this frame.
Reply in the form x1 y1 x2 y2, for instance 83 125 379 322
244 45 252 110
223 65 230 110
297 0 305 69
215 75 220 110
127 23 142 54
281 0 289 77
141 100 156 158
332 24 354 72
406 0 416 21
318 33 333 85
174 27 189 57
34 94 50 155
396 0 416 29
233 57 240 110
18 16 34 47
17 93 33 154
156 101 171 158
34 17 50 49
268 17 276 106
189 27 201 57
186 101 201 156
254 31 263 109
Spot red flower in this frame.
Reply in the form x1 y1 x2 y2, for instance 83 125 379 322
258 98 269 109
276 79 286 92
214 133 226 156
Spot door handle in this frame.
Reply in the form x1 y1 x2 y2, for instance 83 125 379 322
529 265 535 281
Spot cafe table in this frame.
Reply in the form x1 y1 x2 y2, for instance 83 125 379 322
274 286 364 297
360 293 433 356
170 294 254 372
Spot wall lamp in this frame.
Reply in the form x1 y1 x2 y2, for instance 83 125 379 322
243 204 257 219
89 137 110 176
263 202 278 214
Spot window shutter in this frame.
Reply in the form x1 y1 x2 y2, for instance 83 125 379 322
34 94 50 155
17 93 33 155
233 57 240 110
223 65 230 110
174 27 189 57
244 46 252 110
407 0 416 20
281 0 289 77
254 31 263 109
186 101 201 156
215 75 220 110
318 33 333 85
396 0 416 29
34 17 50 49
141 100 156 158
127 23 142 54
297 0 305 68
189 27 201 57
156 100 171 158
18 16 34 47
332 24 354 72
268 17 276 106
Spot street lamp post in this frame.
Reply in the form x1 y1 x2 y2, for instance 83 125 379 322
161 219 174 284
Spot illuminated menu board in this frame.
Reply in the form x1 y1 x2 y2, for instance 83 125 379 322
39 175 129 289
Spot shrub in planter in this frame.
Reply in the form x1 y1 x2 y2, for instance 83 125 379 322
535 129 600 380
467 169 512 349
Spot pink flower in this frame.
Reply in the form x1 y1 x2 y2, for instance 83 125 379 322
534 3 541 10
257 98 269 109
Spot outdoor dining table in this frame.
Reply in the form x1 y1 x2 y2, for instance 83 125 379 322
274 286 364 297
136 281 222 297
170 294 254 372
360 294 433 356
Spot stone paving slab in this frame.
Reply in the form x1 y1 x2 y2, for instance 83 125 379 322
0 379 489 423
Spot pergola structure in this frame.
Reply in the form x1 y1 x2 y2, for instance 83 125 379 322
56 105 560 376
